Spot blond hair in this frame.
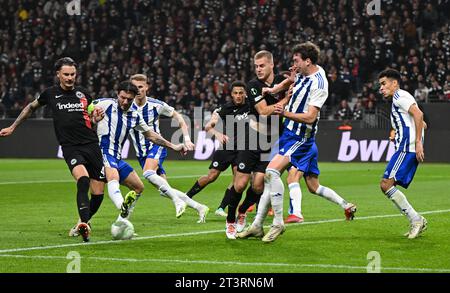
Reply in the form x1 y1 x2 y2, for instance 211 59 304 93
130 74 148 82
254 50 273 63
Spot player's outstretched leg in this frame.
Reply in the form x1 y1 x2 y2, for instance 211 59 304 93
144 170 187 218
383 184 427 239
173 189 209 223
311 184 357 220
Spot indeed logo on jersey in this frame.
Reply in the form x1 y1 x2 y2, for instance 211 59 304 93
338 131 395 162
56 102 84 112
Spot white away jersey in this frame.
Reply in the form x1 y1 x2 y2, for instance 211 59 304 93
283 65 328 139
130 97 174 158
93 98 150 159
390 89 423 152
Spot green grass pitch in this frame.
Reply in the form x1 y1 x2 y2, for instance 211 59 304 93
0 159 449 273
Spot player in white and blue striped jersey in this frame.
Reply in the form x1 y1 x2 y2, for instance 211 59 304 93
378 68 427 239
91 81 187 224
237 42 355 242
130 74 209 223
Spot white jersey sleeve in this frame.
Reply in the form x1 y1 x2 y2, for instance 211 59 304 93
93 99 113 111
394 91 416 112
308 88 328 109
93 99 114 137
157 102 175 117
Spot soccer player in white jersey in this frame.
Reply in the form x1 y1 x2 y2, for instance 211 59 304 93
378 68 427 239
130 74 209 223
90 81 187 226
237 42 356 242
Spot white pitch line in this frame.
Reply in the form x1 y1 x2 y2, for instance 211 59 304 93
0 179 74 185
2 171 447 185
0 173 232 185
0 208 449 254
0 254 449 273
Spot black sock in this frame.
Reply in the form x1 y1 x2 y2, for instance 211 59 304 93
186 181 204 198
226 186 243 223
238 188 262 214
77 176 91 223
218 188 232 210
89 193 104 219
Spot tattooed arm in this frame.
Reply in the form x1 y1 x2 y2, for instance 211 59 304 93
0 100 42 137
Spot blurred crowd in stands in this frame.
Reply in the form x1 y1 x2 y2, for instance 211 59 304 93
0 0 449 120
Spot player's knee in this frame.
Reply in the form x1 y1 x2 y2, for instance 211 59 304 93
143 169 168 192
286 176 295 184
380 179 392 193
307 184 317 194
135 182 145 194
143 170 158 185
234 181 246 193
252 184 264 194
77 176 90 191
287 170 298 184
264 168 280 183
143 169 156 179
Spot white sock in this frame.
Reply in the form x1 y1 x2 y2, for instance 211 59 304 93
107 180 123 210
268 169 285 226
173 189 201 210
314 185 348 209
252 178 271 228
143 170 182 205
288 182 303 217
385 187 420 222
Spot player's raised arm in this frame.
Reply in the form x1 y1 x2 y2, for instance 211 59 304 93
262 77 293 98
171 110 195 150
0 99 42 137
143 129 187 155
254 79 293 116
262 65 297 99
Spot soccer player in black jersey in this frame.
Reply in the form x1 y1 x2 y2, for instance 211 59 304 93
185 81 250 220
0 57 105 242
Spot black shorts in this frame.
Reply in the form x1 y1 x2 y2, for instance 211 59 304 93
62 142 105 181
209 150 238 171
235 150 269 174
